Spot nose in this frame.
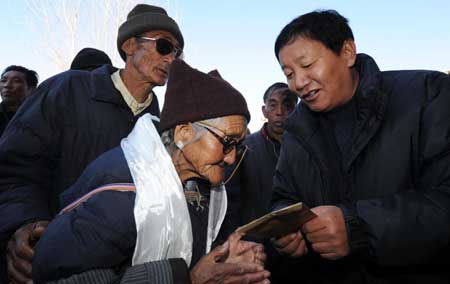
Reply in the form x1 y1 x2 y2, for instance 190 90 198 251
223 148 237 165
292 71 311 93
275 104 284 116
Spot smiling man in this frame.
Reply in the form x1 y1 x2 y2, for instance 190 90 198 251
271 9 450 283
0 65 38 135
0 4 184 284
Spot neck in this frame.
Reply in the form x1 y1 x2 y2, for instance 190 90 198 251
120 69 154 103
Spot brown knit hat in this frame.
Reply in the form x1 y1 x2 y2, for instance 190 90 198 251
159 59 251 131
117 4 184 61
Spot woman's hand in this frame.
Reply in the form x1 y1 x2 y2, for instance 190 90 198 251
225 232 266 266
190 241 270 284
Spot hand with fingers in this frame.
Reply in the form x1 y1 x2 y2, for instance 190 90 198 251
226 232 267 267
6 221 49 284
271 231 308 258
302 205 349 260
190 241 270 284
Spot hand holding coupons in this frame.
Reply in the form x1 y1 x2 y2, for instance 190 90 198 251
235 202 317 239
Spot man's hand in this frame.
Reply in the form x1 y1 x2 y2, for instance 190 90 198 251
303 205 349 260
7 221 49 284
226 232 266 266
271 231 308 258
190 241 270 284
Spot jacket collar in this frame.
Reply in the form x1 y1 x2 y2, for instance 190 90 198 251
89 65 125 105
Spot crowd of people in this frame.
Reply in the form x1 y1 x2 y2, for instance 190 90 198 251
0 3 448 284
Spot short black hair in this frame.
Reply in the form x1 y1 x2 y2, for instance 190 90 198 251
1 65 39 88
274 10 354 60
263 82 297 103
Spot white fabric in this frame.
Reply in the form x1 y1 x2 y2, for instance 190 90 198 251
206 184 228 253
121 114 193 266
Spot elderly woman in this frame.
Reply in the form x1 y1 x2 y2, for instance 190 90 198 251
32 60 269 284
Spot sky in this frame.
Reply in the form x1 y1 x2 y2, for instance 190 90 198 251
1 0 449 131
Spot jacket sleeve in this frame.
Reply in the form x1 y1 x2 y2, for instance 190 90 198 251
342 71 450 266
32 190 137 283
44 259 190 284
0 77 63 241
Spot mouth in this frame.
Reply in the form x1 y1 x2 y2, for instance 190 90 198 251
272 121 285 128
300 89 319 102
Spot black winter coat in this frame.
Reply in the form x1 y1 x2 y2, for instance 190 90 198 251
0 65 160 243
272 54 450 283
0 102 15 137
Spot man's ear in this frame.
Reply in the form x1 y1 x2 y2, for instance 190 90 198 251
174 123 195 146
340 39 357 68
121 38 137 59
262 105 269 119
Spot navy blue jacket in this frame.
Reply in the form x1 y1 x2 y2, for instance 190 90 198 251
0 65 159 244
33 147 206 283
272 54 450 283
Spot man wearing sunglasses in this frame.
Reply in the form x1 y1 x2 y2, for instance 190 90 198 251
0 4 183 284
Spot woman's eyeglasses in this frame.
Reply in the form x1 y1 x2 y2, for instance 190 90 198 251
136 36 182 58
194 123 240 154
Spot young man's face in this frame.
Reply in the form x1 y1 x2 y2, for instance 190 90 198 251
0 71 31 109
278 36 357 112
262 89 296 137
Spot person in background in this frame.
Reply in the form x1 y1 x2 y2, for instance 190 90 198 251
0 65 38 135
0 4 184 284
224 82 297 231
33 59 270 284
222 82 297 284
70 47 113 71
271 9 449 283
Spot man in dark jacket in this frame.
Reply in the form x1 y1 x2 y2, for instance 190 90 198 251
0 65 38 135
225 82 297 231
223 83 297 284
0 4 184 284
271 10 450 283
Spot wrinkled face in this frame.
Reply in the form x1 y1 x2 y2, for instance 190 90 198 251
129 30 180 86
0 71 31 108
180 115 247 186
262 88 296 136
279 36 356 112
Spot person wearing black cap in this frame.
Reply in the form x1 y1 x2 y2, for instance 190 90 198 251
70 47 112 71
32 59 270 284
0 4 184 284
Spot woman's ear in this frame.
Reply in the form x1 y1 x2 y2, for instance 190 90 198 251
174 123 195 149
341 39 357 68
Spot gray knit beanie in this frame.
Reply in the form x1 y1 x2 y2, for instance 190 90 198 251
117 4 184 61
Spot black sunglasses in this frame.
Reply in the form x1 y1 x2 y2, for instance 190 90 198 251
196 124 241 154
136 36 182 58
